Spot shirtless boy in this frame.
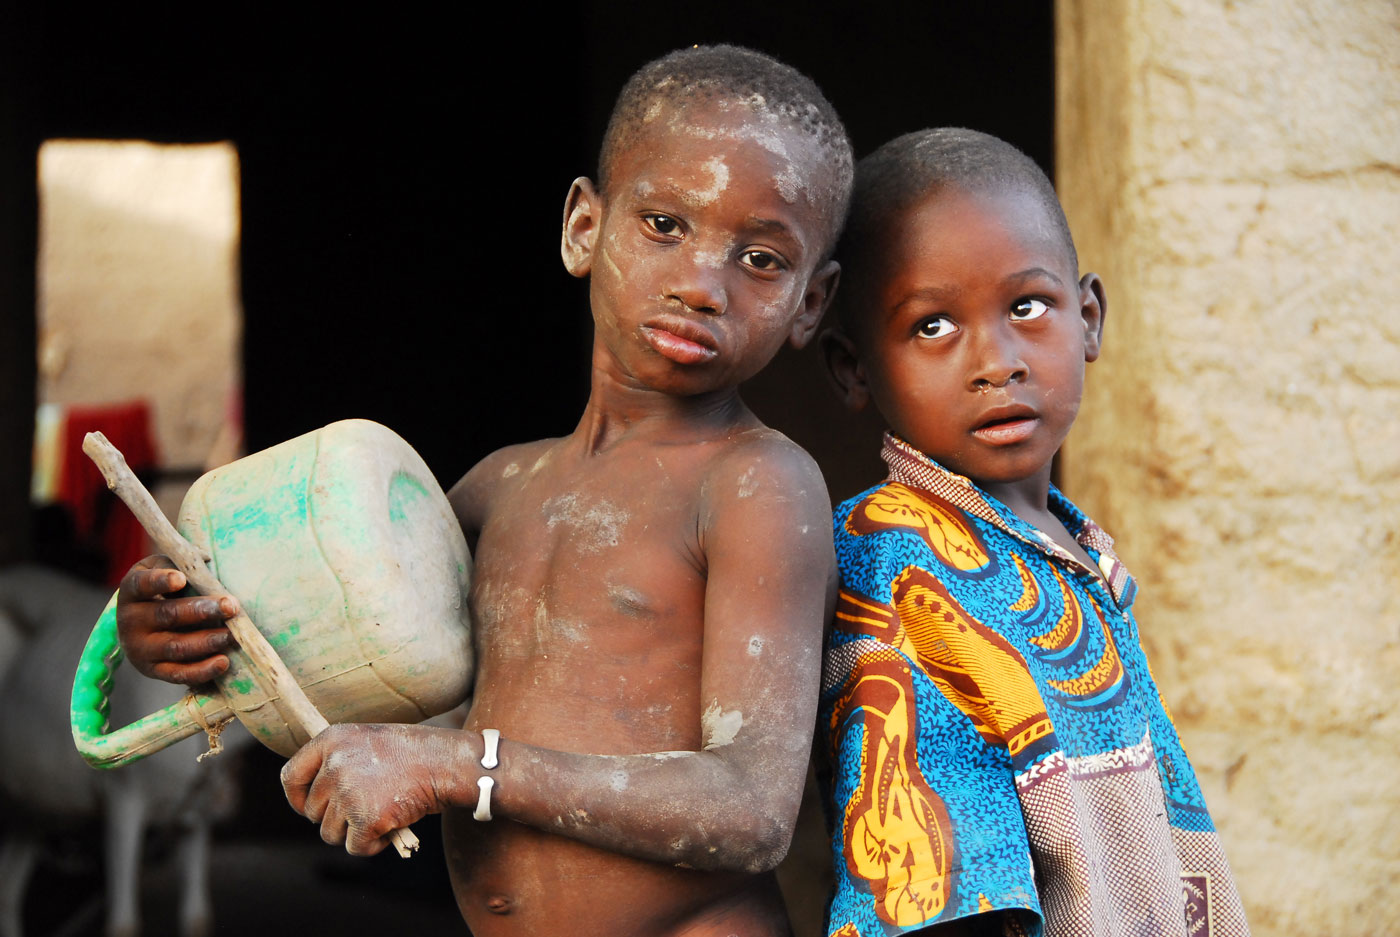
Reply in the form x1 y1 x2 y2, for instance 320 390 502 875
114 46 853 936
817 130 1248 936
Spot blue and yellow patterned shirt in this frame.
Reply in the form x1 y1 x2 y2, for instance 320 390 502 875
820 435 1248 937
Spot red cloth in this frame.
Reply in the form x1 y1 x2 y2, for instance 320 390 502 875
55 401 159 586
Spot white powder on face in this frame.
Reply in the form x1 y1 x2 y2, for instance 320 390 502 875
683 155 729 207
598 242 625 282
714 120 812 206
693 233 734 271
773 166 803 204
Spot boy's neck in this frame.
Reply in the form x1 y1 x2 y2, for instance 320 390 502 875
975 468 1054 529
975 465 1098 572
574 363 754 455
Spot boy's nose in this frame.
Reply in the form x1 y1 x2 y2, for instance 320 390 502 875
967 326 1028 389
664 252 727 316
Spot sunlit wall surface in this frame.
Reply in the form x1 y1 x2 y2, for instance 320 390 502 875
37 140 242 478
1057 2 1400 933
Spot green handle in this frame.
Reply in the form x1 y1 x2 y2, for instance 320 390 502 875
71 593 233 769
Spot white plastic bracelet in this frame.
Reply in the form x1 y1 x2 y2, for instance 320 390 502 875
473 729 501 822
481 728 500 770
473 776 495 822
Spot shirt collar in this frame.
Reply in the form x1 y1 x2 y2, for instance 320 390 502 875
880 432 1138 607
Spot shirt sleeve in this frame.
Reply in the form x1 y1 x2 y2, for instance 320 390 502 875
822 548 1043 936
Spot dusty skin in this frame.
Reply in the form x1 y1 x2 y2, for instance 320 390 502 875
117 100 840 937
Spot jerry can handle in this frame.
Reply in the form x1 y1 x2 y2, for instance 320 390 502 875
71 592 230 769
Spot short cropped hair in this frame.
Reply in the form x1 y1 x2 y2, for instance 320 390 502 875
837 128 1076 329
599 44 854 253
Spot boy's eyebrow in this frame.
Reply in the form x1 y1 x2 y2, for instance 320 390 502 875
742 216 804 246
890 267 1068 315
629 181 807 249
1004 267 1066 288
892 286 959 312
743 216 793 234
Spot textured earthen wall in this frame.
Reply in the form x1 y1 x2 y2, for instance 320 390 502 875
38 141 241 472
1056 1 1399 932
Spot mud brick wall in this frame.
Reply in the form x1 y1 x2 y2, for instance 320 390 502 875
1055 1 1400 932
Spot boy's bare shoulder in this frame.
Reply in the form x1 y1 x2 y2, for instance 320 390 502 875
447 438 560 537
700 427 829 517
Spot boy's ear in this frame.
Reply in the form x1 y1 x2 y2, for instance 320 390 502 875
560 177 601 279
787 260 841 350
820 326 871 413
1078 272 1107 362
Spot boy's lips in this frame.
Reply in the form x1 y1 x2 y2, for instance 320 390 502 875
970 405 1040 445
641 315 719 366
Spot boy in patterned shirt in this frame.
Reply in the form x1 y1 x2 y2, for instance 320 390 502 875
817 129 1249 937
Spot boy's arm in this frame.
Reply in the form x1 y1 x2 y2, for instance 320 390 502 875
444 443 521 551
282 437 837 871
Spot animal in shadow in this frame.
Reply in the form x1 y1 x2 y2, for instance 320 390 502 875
0 564 241 937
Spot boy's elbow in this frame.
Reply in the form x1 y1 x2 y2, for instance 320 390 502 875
694 810 794 874
740 819 794 873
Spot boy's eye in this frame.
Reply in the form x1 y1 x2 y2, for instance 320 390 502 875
739 250 783 272
643 214 681 236
916 316 957 339
1011 299 1050 321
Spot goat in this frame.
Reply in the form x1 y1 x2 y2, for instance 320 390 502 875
0 564 240 937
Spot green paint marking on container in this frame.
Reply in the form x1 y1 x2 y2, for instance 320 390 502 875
388 471 430 524
229 677 255 695
270 619 298 648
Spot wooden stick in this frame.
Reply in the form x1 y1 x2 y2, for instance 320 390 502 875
83 431 420 858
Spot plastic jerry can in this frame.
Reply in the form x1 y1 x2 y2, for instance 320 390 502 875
73 419 474 767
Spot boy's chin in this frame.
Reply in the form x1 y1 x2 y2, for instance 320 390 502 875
905 442 1052 490
951 458 1052 491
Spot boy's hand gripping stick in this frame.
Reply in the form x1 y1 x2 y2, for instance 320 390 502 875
75 431 421 858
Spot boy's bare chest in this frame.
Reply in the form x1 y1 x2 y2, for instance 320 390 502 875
473 456 704 610
465 453 709 749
